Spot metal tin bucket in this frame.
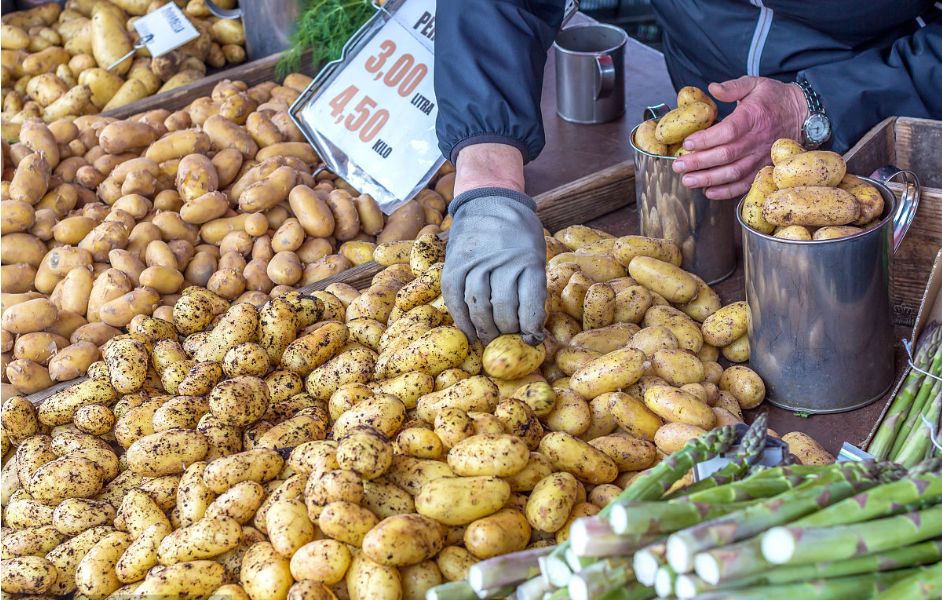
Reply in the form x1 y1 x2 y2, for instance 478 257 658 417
206 0 301 61
629 120 736 284
738 169 921 413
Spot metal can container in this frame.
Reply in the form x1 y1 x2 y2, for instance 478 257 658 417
630 120 736 284
739 170 920 413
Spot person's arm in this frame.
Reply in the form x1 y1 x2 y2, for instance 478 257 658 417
800 22 942 152
435 0 565 170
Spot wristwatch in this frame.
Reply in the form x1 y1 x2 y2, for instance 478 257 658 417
795 77 831 149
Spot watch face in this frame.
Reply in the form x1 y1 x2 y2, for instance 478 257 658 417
805 113 831 144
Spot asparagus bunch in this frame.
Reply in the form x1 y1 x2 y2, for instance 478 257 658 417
870 322 942 462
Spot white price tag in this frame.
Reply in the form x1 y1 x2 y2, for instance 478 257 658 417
133 3 200 58
292 0 441 211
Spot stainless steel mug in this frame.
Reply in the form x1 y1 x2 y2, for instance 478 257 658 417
739 169 921 413
206 0 301 61
629 119 737 284
553 24 627 124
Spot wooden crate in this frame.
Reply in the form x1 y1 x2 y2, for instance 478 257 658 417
26 160 635 403
102 51 316 120
844 117 942 326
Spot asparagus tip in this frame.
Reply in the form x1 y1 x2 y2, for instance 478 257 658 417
666 535 695 573
693 552 720 585
760 526 795 564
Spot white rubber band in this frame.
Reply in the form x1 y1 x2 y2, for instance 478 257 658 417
903 338 942 383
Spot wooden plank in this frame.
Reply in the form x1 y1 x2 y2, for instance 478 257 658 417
890 184 942 325
101 51 317 120
25 160 635 404
894 117 942 189
844 116 897 179
299 159 636 293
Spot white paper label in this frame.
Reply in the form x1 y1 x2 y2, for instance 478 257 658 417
133 3 200 58
299 0 439 203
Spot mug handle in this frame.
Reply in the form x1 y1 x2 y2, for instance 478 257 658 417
205 0 242 19
595 54 615 100
871 166 921 254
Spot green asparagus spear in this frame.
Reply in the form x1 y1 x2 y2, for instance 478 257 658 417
761 504 942 566
690 569 922 600
870 326 941 459
632 542 666 587
891 340 942 458
682 464 829 504
566 557 633 600
695 537 942 588
873 561 942 600
466 546 552 594
895 388 942 467
666 413 768 499
597 582 657 600
425 580 477 600
609 500 754 536
542 426 737 587
665 461 890 573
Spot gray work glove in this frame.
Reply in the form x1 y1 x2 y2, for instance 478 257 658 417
442 187 547 345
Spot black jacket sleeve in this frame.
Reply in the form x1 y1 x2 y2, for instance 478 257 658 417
434 0 565 164
799 21 942 153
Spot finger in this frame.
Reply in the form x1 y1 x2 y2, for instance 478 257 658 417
518 265 547 345
465 266 500 343
680 152 766 190
672 137 754 174
442 262 476 343
705 178 755 200
490 264 523 336
708 76 757 103
682 109 753 152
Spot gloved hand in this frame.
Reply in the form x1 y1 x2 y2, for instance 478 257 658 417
442 187 547 345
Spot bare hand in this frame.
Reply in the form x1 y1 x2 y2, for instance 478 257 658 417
672 76 808 200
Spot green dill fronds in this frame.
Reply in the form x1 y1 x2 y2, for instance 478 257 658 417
277 0 376 79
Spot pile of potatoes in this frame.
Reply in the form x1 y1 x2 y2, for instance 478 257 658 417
740 138 885 241
0 74 454 397
0 226 787 600
1 0 249 126
632 86 717 158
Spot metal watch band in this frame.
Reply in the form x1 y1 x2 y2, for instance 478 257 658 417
796 78 824 115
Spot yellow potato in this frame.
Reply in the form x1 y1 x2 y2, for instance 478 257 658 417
28 454 105 504
782 431 834 465
771 138 805 165
346 551 402 600
318 500 379 546
482 334 545 380
643 385 716 429
740 165 778 234
654 422 708 454
701 301 750 347
525 472 579 532
1 555 59 594
652 348 705 386
416 375 499 424
362 513 444 567
203 448 284 493
539 431 618 484
414 476 509 525
446 433 529 477
643 305 703 353
136 560 226 598
386 455 455 496
721 333 750 363
37 377 117 426
628 255 698 303
772 150 846 188
654 101 714 144
379 326 469 378
548 252 627 281
812 225 862 240
763 186 859 227
53 498 116 536
115 521 170 583
632 119 668 155
463 508 530 559
75 531 134 597
719 365 766 409
126 429 209 476
839 174 885 226
773 225 813 240
569 347 646 399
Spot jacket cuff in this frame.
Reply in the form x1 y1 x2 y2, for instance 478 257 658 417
448 187 536 217
449 134 531 165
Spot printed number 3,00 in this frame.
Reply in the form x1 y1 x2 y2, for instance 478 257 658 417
363 39 428 97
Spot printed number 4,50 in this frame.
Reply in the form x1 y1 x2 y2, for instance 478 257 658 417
328 85 389 143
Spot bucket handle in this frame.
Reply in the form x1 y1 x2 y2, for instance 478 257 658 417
643 103 671 122
870 166 921 254
205 0 241 19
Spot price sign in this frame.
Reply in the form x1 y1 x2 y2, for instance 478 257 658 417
133 3 199 58
290 0 440 212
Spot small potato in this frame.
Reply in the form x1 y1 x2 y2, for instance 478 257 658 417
482 334 545 380
319 500 379 546
28 454 105 504
136 560 226 598
812 225 862 240
654 101 714 144
628 255 698 303
2 524 66 559
539 431 618 484
569 347 646 399
75 531 134 597
2 297 57 334
203 448 284 493
643 385 716 429
415 475 509 525
774 225 813 240
771 138 805 165
589 432 657 471
652 349 705 386
840 174 885 226
463 508 530 560
633 119 668 155
763 186 859 227
1 555 59 594
525 472 578 532
701 301 750 347
157 516 241 564
721 334 750 363
290 539 351 585
772 150 846 188
782 431 834 465
73 403 115 435
53 498 116 536
363 513 444 567
126 429 209 476
719 365 766 409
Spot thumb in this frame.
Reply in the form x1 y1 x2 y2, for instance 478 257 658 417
709 76 758 103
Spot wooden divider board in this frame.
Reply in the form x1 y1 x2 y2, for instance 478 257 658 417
26 160 635 404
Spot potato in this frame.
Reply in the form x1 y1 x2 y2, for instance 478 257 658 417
103 337 148 393
73 403 115 435
203 448 284 493
362 513 444 567
415 475 509 525
632 119 668 155
9 153 51 206
126 429 208 476
38 378 117 426
416 375 499 423
839 175 885 226
763 186 859 227
1 395 39 442
136 559 226 598
385 455 455 496
773 150 845 188
53 498 116 536
525 472 578 532
643 305 703 353
290 539 351 585
75 530 134 597
719 365 766 409
90 3 133 75
379 326 469 378
782 431 834 465
627 255 698 303
770 138 805 165
697 301 748 348
549 252 627 282
477 334 545 380
812 225 862 240
0 555 58 593
569 347 646 399
44 525 115 595
346 551 402 600
654 101 714 144
318 500 378 546
773 225 813 240
652 349 704 386
28 454 104 504
643 385 716 429
590 432 657 471
463 508 530 559
2 297 57 334
540 432 618 484
115 521 172 584
157 516 241 564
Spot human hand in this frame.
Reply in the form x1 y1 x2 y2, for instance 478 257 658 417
672 76 808 199
442 189 546 345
